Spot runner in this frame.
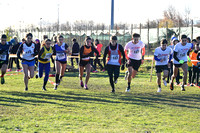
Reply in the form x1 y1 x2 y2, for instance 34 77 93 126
0 34 11 84
79 36 99 90
38 39 54 91
124 33 145 92
167 37 181 85
53 35 71 90
17 33 38 91
103 36 125 93
170 34 192 91
154 39 172 92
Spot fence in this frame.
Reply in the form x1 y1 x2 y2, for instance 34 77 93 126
1 21 199 56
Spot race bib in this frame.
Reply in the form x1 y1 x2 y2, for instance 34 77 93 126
44 53 52 60
110 55 119 63
134 49 139 54
82 57 90 61
56 53 66 60
0 54 6 60
180 53 185 57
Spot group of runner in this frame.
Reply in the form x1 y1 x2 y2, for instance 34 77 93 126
0 32 199 93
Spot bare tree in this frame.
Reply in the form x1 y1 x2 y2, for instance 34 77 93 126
184 7 191 27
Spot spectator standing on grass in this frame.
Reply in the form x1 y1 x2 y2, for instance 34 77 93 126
94 39 104 72
190 43 200 87
71 38 79 67
154 39 173 92
8 37 21 72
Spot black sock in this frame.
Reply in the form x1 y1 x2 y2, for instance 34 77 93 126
56 74 59 84
43 80 48 88
158 85 161 88
128 82 130 88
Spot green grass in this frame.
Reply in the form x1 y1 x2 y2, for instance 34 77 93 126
0 70 200 133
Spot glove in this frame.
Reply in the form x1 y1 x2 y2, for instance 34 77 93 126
121 64 125 70
179 60 184 64
187 56 191 62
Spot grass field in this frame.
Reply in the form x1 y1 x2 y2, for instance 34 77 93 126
0 69 200 133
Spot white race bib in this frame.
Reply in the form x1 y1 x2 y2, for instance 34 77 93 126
56 53 65 60
0 54 7 60
110 55 119 63
44 53 52 61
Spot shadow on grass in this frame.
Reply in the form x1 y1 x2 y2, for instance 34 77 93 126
1 90 200 110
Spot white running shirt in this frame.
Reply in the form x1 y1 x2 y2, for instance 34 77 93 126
173 42 192 64
154 47 173 66
124 40 145 60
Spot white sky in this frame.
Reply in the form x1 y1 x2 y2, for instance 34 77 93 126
0 0 199 29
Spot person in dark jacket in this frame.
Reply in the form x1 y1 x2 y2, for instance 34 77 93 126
71 38 79 67
8 37 21 71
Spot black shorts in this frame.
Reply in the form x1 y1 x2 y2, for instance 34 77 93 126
155 65 168 73
56 60 67 64
79 60 90 67
0 60 8 68
127 59 141 71
174 62 187 68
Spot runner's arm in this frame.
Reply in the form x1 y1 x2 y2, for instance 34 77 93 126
103 47 109 67
38 47 48 61
173 51 180 62
119 45 125 65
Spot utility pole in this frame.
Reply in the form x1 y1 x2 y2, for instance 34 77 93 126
111 0 114 30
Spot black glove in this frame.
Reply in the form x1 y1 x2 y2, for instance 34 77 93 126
121 64 125 70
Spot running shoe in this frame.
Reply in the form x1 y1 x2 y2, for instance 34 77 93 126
1 77 5 84
84 85 88 90
111 89 115 93
124 71 129 80
6 69 12 72
42 87 47 91
163 79 167 86
35 73 38 79
54 84 58 90
125 87 130 92
114 79 118 84
157 87 161 92
80 81 84 87
170 82 174 90
25 87 28 91
190 83 194 86
181 85 185 91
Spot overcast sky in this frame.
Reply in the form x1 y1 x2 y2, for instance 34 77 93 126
0 0 199 29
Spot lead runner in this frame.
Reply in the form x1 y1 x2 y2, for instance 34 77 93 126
124 33 145 92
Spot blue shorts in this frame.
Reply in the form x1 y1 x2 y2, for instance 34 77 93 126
21 60 35 67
